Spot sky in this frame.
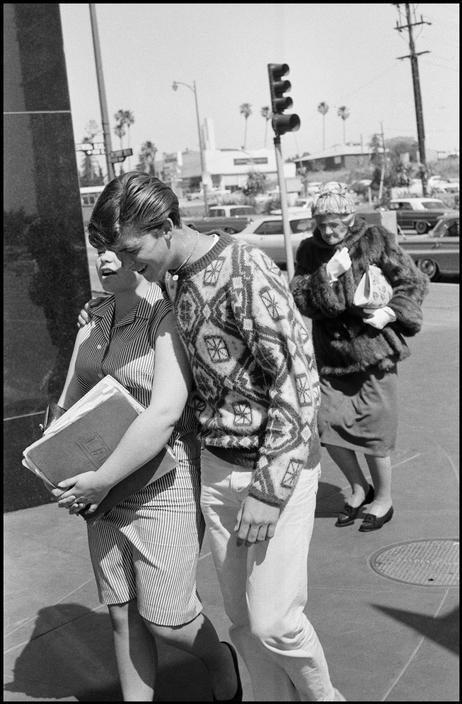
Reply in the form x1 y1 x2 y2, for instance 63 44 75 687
59 3 459 164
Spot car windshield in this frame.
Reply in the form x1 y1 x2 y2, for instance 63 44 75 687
422 201 445 210
253 218 312 235
433 218 459 237
231 207 254 216
290 218 312 233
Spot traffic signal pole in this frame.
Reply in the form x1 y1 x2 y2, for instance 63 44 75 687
273 135 295 279
267 63 300 280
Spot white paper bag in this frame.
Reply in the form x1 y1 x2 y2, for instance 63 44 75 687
353 265 393 310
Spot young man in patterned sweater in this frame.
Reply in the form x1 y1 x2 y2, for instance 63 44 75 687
84 173 345 702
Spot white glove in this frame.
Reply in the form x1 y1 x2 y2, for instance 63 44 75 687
363 306 397 329
326 247 352 282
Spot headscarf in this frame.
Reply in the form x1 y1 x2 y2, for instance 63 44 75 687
312 181 356 216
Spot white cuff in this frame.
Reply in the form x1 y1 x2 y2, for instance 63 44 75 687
382 306 397 322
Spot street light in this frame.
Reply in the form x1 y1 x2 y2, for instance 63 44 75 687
172 80 209 215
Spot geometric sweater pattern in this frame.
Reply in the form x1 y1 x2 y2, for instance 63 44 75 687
169 232 321 507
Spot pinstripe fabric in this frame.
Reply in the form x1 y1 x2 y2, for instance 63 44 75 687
88 458 204 625
74 282 198 462
73 282 204 624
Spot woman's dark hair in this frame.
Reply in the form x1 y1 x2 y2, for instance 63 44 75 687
88 172 181 249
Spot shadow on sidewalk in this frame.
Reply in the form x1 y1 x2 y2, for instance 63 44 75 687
5 602 214 701
5 604 121 701
372 604 459 655
315 480 345 518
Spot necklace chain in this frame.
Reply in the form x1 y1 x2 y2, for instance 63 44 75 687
171 230 200 280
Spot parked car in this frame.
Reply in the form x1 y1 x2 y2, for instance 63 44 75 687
398 213 459 280
186 190 203 201
207 205 257 218
236 213 313 268
356 207 399 236
389 197 456 234
184 214 253 234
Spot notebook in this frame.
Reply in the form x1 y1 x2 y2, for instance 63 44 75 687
22 375 178 523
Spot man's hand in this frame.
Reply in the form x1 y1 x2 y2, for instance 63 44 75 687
77 296 106 328
51 471 111 514
234 495 281 547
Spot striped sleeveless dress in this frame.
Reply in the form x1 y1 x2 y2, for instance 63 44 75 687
73 282 204 625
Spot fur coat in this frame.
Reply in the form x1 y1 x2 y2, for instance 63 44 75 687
290 217 429 376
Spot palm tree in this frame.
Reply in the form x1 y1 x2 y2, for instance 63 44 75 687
114 123 126 148
138 141 157 176
122 110 135 155
337 105 350 144
261 106 272 147
114 109 135 169
317 102 329 150
239 103 252 150
79 120 103 186
84 119 101 142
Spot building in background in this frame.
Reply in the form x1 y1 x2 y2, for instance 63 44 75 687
157 148 297 195
4 3 91 511
294 143 375 172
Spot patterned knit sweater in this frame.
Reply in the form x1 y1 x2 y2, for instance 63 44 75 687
170 232 321 507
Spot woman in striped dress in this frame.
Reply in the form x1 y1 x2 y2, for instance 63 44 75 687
51 244 241 701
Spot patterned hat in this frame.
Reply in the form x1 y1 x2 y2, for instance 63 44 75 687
312 181 356 215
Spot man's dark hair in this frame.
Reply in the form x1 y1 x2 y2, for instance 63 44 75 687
88 172 181 249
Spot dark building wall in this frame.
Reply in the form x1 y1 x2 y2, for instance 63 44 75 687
4 3 91 511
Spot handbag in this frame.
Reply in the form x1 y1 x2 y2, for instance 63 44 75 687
353 264 393 311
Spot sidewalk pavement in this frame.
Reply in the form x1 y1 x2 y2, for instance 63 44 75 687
4 283 459 702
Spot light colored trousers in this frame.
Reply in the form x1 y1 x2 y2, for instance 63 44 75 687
200 449 345 701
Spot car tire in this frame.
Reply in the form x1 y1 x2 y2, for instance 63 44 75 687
415 221 429 234
417 258 439 280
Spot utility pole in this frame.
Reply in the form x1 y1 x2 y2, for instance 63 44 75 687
274 134 295 278
172 80 209 215
394 3 431 196
89 4 114 182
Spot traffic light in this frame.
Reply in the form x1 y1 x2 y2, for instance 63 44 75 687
267 63 301 136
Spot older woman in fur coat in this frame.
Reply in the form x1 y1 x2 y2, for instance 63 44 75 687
290 182 428 532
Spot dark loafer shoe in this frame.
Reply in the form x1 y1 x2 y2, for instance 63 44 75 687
359 506 394 532
213 641 243 703
335 484 375 527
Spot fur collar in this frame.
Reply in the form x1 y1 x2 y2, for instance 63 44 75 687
311 216 369 252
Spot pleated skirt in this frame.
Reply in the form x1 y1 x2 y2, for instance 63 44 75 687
318 364 398 456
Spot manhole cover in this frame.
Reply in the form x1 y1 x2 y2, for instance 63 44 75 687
370 539 459 586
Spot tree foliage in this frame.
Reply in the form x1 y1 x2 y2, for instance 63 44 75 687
137 141 158 176
239 103 252 150
113 109 135 147
78 120 104 186
369 133 419 199
243 170 266 196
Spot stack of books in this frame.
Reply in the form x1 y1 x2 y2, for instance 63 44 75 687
22 375 178 524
